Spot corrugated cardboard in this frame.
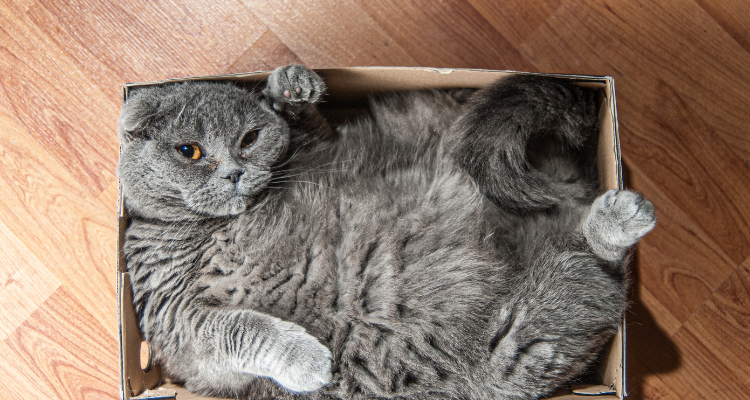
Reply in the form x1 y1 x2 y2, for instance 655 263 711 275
117 67 625 400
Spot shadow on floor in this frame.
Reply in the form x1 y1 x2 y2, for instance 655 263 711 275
621 164 682 399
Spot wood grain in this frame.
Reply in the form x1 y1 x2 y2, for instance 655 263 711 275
694 0 750 54
245 0 420 68
96 181 120 217
355 0 534 71
38 0 267 82
0 1 120 196
466 0 562 48
607 0 750 165
654 260 750 399
0 103 118 339
1 1 748 399
0 219 61 341
226 29 304 74
625 158 739 328
0 288 119 400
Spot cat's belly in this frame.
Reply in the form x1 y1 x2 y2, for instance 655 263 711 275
192 168 505 337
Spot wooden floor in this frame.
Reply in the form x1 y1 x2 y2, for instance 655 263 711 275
0 1 748 399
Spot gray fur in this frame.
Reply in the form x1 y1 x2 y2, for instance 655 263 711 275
118 65 655 400
583 189 657 262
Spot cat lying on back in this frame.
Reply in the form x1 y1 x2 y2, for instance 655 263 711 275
118 65 655 400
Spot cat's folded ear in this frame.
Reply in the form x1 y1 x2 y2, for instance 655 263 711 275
118 92 159 142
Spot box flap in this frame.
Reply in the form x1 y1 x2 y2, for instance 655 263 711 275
119 272 161 399
572 384 618 396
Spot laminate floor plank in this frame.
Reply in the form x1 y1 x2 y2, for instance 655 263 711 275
625 285 684 400
96 180 120 217
245 0 420 68
623 169 736 398
466 0 562 48
577 1 750 166
0 338 51 400
623 173 735 334
1 1 748 399
0 103 118 340
693 0 750 67
0 288 119 400
354 0 534 70
0 219 61 341
656 260 750 398
39 0 267 82
226 29 304 74
0 1 121 196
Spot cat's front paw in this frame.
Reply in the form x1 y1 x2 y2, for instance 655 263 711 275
270 321 333 393
584 189 656 261
264 64 326 113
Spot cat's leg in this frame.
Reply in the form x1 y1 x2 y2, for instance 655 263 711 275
480 248 623 399
263 64 326 113
449 75 599 212
263 64 334 143
158 305 332 395
479 190 655 399
583 189 656 261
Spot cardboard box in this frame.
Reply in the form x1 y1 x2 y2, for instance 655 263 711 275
117 67 625 400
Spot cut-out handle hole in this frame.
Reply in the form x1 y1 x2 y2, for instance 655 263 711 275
140 340 153 372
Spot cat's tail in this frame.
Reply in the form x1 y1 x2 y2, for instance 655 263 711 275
450 74 600 212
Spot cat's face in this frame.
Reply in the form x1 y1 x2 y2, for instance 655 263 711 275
117 82 289 221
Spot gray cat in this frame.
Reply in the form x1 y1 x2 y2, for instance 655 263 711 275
118 65 655 400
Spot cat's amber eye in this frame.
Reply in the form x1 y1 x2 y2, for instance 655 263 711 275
177 144 202 160
241 130 259 149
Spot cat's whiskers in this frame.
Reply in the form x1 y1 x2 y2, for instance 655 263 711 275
164 207 205 252
158 205 199 240
272 144 308 170
165 220 196 252
267 155 359 194
158 220 182 239
272 134 332 170
175 102 188 124
271 158 359 179
269 168 348 182
250 80 263 93
269 179 335 189
293 157 358 171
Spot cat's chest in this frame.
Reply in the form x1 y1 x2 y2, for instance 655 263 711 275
192 203 340 320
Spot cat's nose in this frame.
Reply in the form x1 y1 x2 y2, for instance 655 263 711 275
222 170 244 184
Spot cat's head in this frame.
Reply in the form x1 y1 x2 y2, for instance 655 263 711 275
117 81 289 221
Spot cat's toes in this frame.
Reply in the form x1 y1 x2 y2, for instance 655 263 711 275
265 64 326 112
271 323 333 393
584 189 656 261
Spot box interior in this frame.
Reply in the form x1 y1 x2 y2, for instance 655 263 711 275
117 67 624 400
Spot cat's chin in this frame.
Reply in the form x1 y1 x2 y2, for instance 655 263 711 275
226 195 250 216
180 194 250 219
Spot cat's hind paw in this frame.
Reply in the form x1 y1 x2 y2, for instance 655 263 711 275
264 64 326 113
584 189 656 261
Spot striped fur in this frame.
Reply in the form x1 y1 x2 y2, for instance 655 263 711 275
119 65 654 399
